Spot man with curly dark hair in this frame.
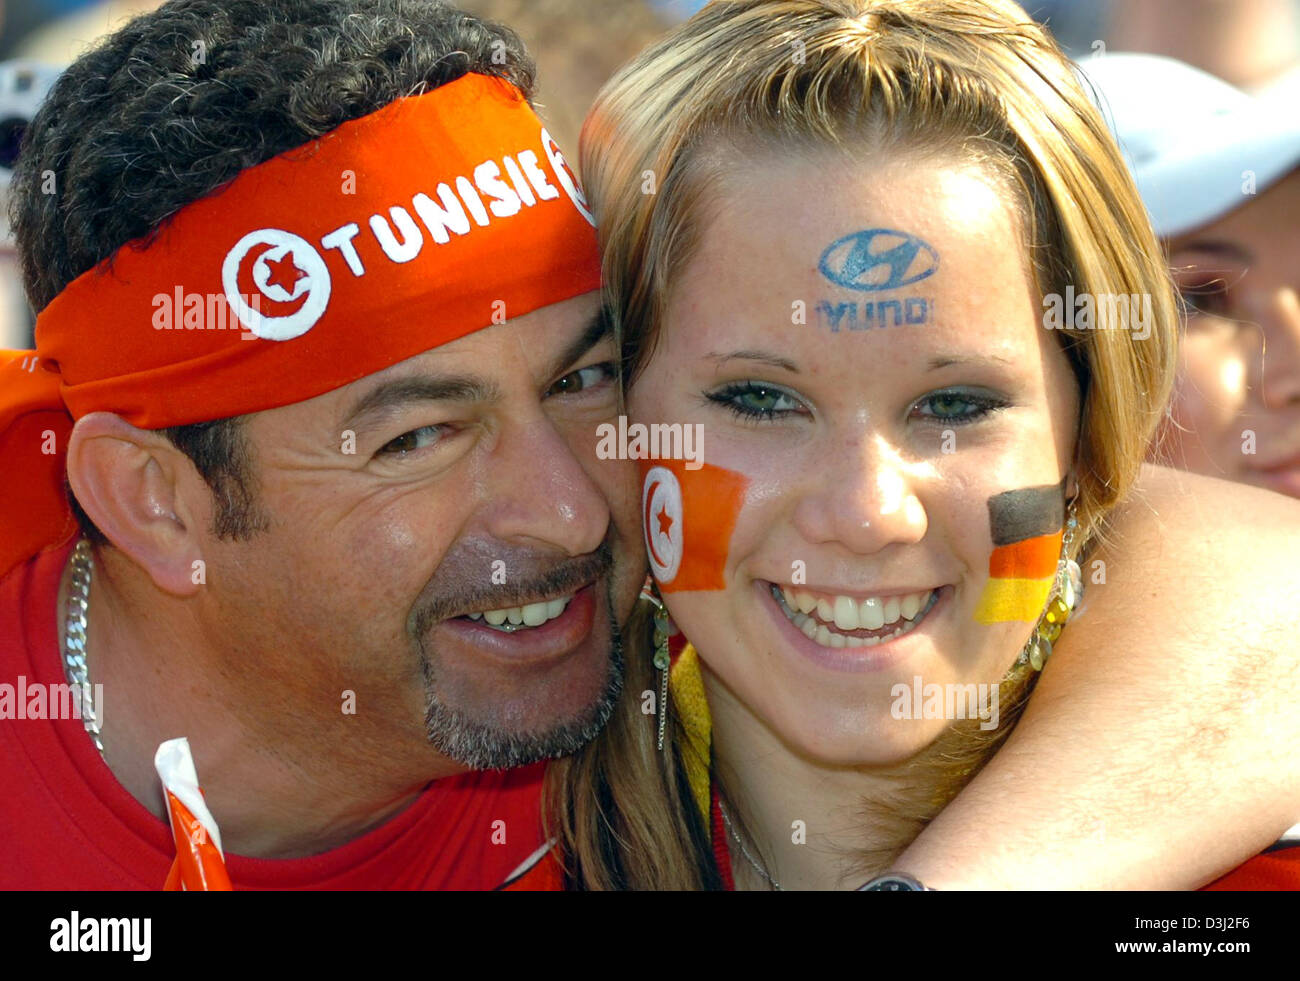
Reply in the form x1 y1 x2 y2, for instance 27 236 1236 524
0 0 644 888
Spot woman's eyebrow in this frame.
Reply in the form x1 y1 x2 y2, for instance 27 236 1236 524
926 354 1016 372
704 349 801 373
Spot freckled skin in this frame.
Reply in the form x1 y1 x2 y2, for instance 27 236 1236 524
1161 169 1300 496
629 151 1080 766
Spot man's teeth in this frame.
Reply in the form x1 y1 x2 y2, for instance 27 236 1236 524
467 596 572 631
776 585 936 648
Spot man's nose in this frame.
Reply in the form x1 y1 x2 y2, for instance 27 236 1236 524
482 412 610 557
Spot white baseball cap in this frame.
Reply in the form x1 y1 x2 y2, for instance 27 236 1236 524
1075 52 1300 238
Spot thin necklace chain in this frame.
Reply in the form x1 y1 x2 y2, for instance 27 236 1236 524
61 539 105 759
717 798 782 891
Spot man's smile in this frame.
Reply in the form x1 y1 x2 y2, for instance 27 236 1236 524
466 592 576 631
436 581 603 667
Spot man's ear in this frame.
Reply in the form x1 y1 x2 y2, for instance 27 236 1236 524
66 412 207 597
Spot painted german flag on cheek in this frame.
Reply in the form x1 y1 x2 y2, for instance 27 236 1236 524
973 480 1065 624
641 458 750 593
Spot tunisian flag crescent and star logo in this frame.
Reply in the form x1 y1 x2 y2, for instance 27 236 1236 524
641 459 750 593
221 228 333 341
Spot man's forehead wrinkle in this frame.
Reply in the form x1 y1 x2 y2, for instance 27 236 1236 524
508 327 532 385
341 369 502 433
311 298 609 443
559 306 615 376
506 318 563 390
516 297 611 387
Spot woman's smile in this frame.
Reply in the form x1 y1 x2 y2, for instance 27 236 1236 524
761 579 950 672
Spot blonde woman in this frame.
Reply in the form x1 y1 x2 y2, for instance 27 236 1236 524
545 0 1300 889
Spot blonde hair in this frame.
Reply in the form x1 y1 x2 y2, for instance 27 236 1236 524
556 0 1182 885
584 0 1179 550
542 599 720 889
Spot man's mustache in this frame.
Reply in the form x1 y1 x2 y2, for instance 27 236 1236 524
409 539 614 637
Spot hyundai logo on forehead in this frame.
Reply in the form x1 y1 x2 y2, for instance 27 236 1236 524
818 228 939 292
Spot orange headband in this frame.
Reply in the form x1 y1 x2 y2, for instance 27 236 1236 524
0 73 601 579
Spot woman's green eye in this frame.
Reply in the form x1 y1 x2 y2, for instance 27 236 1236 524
736 386 794 413
929 393 975 416
707 381 806 420
914 390 1006 424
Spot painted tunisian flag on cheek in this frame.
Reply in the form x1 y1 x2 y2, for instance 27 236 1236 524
640 459 749 593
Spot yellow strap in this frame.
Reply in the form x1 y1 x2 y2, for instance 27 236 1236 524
668 643 712 827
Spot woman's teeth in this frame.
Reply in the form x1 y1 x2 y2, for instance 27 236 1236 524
774 585 937 648
467 596 572 632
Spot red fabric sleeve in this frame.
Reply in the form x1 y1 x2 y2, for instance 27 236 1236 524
1202 849 1300 890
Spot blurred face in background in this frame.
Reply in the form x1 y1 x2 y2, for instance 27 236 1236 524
1164 168 1300 497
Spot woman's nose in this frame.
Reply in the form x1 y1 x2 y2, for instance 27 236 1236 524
791 433 928 555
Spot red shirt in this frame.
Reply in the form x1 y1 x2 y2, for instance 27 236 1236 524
0 538 548 890
1203 849 1300 890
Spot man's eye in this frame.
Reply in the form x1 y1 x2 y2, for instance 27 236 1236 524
706 381 808 420
378 425 443 456
545 362 615 397
912 389 1007 425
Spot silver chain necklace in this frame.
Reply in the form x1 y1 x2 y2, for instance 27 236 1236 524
61 539 105 759
718 798 782 891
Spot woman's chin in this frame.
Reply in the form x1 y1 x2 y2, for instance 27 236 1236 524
762 701 951 768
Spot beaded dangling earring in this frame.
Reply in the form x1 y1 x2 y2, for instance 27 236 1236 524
639 578 676 750
1020 500 1084 672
